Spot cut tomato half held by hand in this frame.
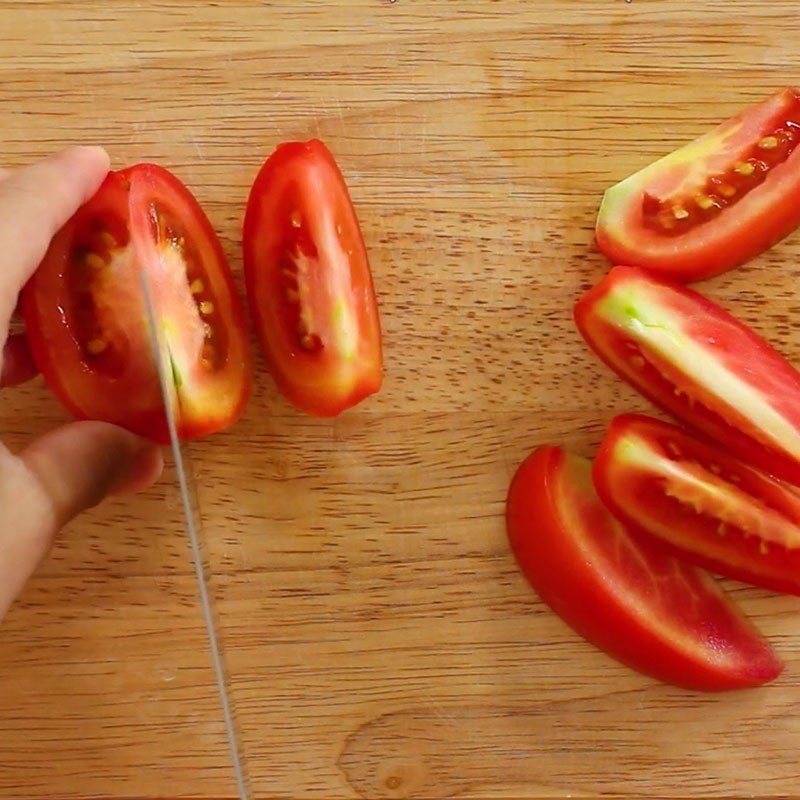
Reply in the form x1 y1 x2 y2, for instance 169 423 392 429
596 87 800 281
23 164 253 444
575 266 800 486
594 414 800 597
506 446 781 691
243 139 383 417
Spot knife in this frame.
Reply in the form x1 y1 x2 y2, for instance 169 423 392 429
139 271 250 800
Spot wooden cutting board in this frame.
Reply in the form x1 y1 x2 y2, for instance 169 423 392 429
2 1 800 797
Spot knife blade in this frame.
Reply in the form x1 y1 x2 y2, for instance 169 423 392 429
139 271 250 800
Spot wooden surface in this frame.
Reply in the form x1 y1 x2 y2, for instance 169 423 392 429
2 1 800 798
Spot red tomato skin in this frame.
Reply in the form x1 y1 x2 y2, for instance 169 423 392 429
575 266 800 486
596 88 800 281
243 140 382 417
507 447 782 691
23 165 252 444
594 414 800 596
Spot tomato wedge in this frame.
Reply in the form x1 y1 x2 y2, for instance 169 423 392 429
596 87 800 281
507 446 781 690
595 414 800 596
24 164 252 444
575 266 800 485
243 140 382 417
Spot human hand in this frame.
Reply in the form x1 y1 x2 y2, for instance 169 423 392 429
0 147 163 619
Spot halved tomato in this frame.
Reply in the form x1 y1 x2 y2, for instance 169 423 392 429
24 164 252 443
243 140 382 417
595 415 800 596
596 87 800 281
507 446 781 691
575 266 800 485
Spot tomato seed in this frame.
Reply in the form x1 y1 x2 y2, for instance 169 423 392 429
85 252 106 270
86 338 108 355
659 213 677 230
190 279 204 295
694 194 715 210
759 136 779 150
299 332 322 351
199 300 214 316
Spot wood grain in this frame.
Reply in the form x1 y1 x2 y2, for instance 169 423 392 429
2 1 800 797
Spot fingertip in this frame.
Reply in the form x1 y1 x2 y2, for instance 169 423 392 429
1 334 39 388
111 444 164 496
54 145 111 197
60 145 110 171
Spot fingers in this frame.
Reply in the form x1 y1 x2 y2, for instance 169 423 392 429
0 334 38 388
0 146 110 336
0 422 162 618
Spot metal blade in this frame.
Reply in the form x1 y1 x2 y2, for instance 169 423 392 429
139 271 250 800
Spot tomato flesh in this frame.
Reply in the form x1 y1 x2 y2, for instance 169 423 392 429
24 165 252 443
507 446 781 690
597 87 800 280
243 140 382 417
575 266 800 485
595 415 800 596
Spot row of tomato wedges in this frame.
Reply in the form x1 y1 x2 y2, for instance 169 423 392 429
508 87 800 692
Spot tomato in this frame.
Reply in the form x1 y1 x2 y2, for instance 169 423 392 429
594 414 800 596
596 87 800 281
24 164 252 444
575 266 800 485
243 140 382 417
507 446 781 691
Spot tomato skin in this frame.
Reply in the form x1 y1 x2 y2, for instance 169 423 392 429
507 446 781 691
595 414 800 596
596 88 800 281
24 164 252 444
243 140 382 417
575 266 800 486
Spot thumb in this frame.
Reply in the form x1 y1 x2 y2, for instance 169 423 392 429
0 422 163 618
21 422 164 526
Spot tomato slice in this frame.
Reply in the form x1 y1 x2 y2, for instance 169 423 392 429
243 140 382 417
595 414 800 596
575 266 800 485
507 446 781 690
23 164 252 444
596 87 800 281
